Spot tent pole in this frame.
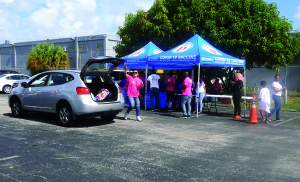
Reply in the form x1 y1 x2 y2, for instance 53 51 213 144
197 63 201 118
191 69 194 83
145 63 148 110
244 67 246 117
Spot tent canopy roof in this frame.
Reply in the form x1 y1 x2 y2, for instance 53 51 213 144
148 34 245 68
119 41 164 69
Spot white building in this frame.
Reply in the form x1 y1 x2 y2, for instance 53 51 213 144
0 34 120 76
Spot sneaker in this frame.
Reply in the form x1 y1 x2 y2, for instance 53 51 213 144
136 116 142 121
230 115 235 118
124 113 129 120
150 109 155 112
180 114 188 119
187 115 191 118
234 115 242 119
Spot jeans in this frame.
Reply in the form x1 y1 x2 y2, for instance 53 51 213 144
150 87 159 109
181 95 192 116
123 88 129 105
195 92 205 112
269 95 281 120
126 97 140 116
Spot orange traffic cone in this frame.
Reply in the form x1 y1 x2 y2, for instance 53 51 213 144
249 95 258 123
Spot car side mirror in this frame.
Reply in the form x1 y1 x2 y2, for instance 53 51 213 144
21 82 28 88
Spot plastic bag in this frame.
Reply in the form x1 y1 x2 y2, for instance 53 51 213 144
95 88 111 101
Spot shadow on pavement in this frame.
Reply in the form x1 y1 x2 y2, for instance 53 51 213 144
3 112 115 128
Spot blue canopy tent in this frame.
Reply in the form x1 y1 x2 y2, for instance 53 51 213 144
147 34 246 116
118 41 193 70
117 41 162 69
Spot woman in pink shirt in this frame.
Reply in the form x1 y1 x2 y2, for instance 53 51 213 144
181 71 193 118
123 64 144 121
165 71 176 110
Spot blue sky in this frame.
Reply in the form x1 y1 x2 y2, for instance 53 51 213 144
265 0 300 31
0 0 299 43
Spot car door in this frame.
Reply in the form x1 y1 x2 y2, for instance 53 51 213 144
80 56 125 78
39 72 65 112
22 73 50 111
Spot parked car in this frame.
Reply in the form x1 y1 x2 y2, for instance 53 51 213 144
8 56 126 126
0 74 31 94
0 70 19 75
11 77 32 89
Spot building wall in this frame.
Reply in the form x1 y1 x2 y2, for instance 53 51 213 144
0 34 120 76
246 66 300 91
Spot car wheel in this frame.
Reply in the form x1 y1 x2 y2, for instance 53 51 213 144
11 98 26 118
100 114 117 121
3 85 12 94
57 103 74 127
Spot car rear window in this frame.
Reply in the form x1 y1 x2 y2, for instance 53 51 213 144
85 62 114 73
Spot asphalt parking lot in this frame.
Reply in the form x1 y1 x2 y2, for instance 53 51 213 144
0 93 300 181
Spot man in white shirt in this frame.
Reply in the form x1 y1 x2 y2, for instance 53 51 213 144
147 69 161 111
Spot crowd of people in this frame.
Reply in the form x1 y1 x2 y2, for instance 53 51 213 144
119 64 286 122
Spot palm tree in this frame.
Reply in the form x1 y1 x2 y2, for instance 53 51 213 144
27 42 70 75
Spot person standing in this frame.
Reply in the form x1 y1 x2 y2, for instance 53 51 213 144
138 71 146 107
258 81 270 123
123 64 144 121
193 77 206 114
268 75 286 121
165 71 176 111
147 69 160 111
230 73 244 119
118 75 129 107
181 71 193 118
212 79 222 94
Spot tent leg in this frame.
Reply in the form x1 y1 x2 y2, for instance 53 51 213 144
244 67 246 117
145 64 148 111
197 63 201 118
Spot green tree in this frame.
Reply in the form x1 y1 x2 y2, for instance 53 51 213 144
115 0 300 73
27 42 70 75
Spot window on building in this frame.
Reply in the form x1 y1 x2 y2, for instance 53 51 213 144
69 45 75 51
79 44 86 51
96 43 104 50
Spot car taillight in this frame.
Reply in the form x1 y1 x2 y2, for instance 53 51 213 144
119 86 123 93
76 87 90 95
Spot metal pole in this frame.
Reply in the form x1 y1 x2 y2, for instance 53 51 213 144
75 36 79 70
244 67 246 116
14 45 17 70
197 63 200 118
145 63 148 110
285 67 288 104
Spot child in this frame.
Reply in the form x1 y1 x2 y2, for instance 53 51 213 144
258 81 270 123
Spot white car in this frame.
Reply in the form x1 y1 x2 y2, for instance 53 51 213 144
0 74 31 94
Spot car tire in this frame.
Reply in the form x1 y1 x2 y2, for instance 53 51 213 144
100 114 117 121
11 98 26 118
3 85 12 94
57 103 74 127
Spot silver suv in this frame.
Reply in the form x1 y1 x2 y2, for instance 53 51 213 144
8 57 125 126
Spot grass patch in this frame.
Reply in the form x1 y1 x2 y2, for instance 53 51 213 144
245 88 300 112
